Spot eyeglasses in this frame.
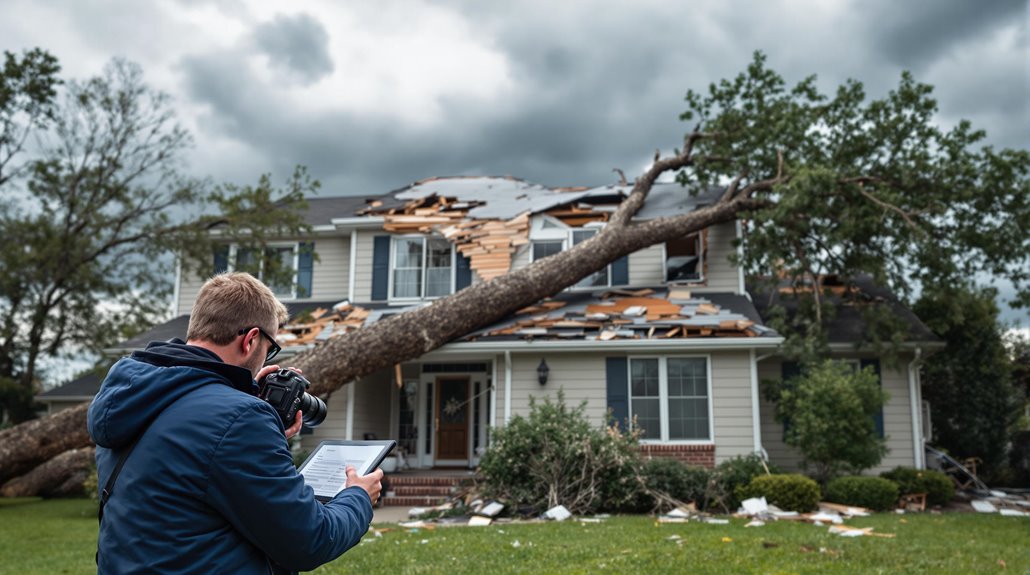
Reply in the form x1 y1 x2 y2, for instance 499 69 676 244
239 326 281 363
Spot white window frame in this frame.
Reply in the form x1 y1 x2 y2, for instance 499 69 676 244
229 242 299 300
628 355 715 444
528 217 612 289
388 235 456 302
662 231 706 285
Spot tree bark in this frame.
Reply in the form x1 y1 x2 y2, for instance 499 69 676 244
1 446 95 497
0 402 93 484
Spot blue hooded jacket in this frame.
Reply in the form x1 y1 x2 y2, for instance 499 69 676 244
87 340 372 574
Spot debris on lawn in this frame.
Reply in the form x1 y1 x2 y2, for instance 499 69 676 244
543 504 572 522
971 500 998 513
964 489 1030 517
828 525 895 538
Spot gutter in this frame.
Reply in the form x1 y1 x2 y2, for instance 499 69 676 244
425 337 785 356
330 217 386 229
908 347 926 469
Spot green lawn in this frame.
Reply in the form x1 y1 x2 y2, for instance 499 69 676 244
1 498 1027 574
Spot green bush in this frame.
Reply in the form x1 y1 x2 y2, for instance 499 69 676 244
736 474 821 512
880 467 955 506
825 476 899 511
708 454 778 512
630 458 710 511
478 391 642 514
83 465 99 503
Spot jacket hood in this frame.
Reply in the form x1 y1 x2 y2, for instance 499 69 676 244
88 339 257 449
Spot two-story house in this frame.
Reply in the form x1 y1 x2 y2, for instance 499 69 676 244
39 176 940 475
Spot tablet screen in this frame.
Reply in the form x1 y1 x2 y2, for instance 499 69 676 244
298 440 395 500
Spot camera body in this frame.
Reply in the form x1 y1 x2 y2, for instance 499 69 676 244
258 369 328 428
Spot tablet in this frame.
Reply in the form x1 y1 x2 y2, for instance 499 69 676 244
297 440 396 502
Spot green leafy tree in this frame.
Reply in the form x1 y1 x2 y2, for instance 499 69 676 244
766 359 888 483
0 51 313 422
913 286 1021 471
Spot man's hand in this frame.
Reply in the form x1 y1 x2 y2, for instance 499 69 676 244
345 466 384 506
284 410 303 439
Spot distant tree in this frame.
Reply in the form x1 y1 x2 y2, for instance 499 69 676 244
913 286 1021 471
0 51 313 423
765 359 888 484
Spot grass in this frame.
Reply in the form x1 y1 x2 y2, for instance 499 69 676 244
1 499 1027 574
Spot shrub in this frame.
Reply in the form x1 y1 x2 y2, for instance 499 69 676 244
767 360 888 483
83 464 99 503
707 454 779 512
880 467 955 506
478 391 641 514
825 476 899 511
736 474 821 512
631 458 710 511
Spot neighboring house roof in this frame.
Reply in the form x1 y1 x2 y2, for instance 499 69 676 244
36 370 105 401
749 275 941 346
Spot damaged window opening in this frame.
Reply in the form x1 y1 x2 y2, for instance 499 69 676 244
529 228 611 288
231 243 298 299
665 232 704 283
629 356 711 442
391 236 454 299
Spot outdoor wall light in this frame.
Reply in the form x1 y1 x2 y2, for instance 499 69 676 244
537 358 550 385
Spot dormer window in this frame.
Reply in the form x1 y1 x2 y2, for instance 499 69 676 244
528 217 612 289
665 232 704 283
391 236 454 299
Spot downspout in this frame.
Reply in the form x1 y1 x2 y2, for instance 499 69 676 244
347 229 357 303
908 347 925 469
171 254 182 317
490 355 499 439
504 350 512 424
749 349 761 453
345 381 355 441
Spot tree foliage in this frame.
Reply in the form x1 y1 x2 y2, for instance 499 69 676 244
913 286 1021 471
766 359 888 483
0 51 313 422
679 52 1029 361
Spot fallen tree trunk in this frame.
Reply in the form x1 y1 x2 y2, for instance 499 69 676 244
1 446 96 498
0 403 93 485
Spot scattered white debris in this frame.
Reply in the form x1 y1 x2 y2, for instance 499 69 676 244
511 540 522 548
666 535 682 541
420 539 429 545
544 504 572 522
398 520 427 528
971 500 998 513
999 509 1029 517
467 516 493 526
989 490 1008 498
578 517 604 523
478 502 505 517
703 518 730 525
828 525 866 537
740 497 769 515
408 507 428 518
808 511 844 525
666 508 691 518
745 520 765 528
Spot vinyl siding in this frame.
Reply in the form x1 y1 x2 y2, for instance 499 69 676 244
177 237 350 315
302 370 393 450
493 350 757 463
625 221 741 293
758 356 917 474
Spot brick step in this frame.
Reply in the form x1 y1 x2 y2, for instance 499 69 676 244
387 475 472 487
381 495 450 507
393 485 456 497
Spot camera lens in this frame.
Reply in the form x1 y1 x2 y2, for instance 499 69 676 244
298 392 327 427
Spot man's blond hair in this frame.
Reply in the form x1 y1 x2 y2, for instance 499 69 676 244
186 273 288 345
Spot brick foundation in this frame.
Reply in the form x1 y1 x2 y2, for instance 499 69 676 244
638 444 715 468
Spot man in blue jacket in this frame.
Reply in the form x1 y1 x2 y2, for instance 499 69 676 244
88 272 382 574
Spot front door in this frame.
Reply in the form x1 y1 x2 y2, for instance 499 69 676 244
435 377 469 461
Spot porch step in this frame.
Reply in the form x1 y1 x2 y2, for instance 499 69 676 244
381 472 476 507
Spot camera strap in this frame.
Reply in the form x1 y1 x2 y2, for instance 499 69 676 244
95 419 152 566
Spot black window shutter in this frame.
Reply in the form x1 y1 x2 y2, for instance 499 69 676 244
455 252 472 291
371 236 391 301
781 360 801 440
861 358 885 438
611 256 629 286
606 357 629 429
213 245 229 275
297 242 314 298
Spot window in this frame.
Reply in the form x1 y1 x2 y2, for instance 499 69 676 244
391 236 454 299
629 357 711 441
231 244 297 298
528 225 611 289
665 232 704 283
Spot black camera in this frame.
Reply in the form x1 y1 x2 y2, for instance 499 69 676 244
258 369 328 428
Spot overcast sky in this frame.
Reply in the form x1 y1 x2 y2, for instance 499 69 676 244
2 0 1028 326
